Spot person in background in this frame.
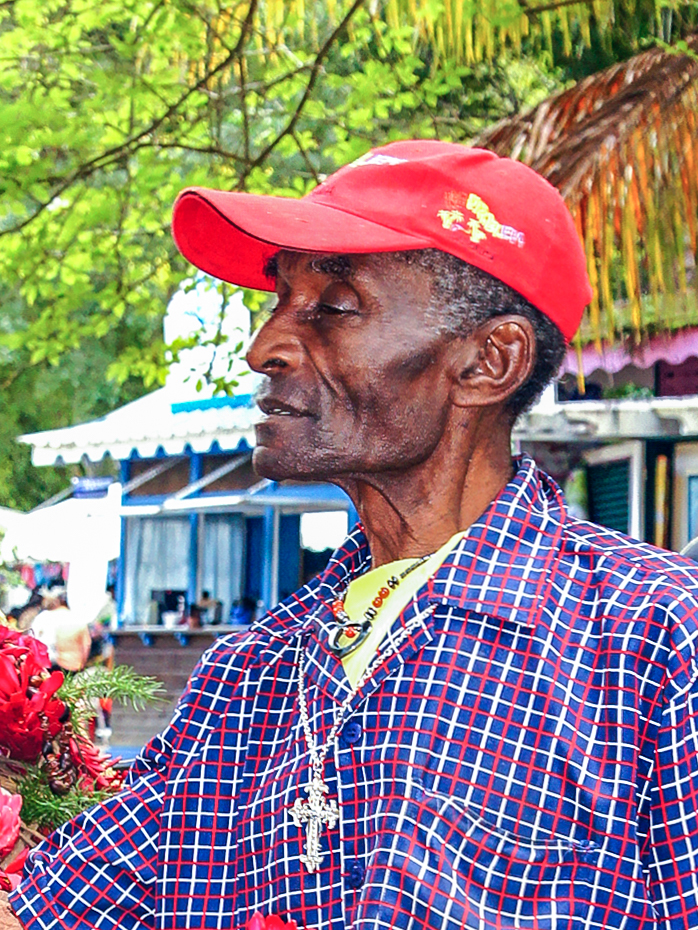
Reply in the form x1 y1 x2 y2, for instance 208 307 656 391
85 584 117 744
31 588 91 673
229 595 257 625
91 584 117 632
13 589 44 633
4 607 22 629
185 605 203 629
197 590 222 624
87 584 116 668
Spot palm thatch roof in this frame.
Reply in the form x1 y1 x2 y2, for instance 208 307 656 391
261 0 615 62
475 34 698 349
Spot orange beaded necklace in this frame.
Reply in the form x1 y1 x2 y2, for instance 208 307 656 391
328 554 430 658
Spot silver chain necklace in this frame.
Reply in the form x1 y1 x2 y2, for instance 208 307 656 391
291 606 435 873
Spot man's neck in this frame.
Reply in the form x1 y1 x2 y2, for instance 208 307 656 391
340 429 515 568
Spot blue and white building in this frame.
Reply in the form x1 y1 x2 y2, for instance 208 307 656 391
21 387 354 629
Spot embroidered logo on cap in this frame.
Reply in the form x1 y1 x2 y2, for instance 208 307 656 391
350 152 408 168
438 192 525 248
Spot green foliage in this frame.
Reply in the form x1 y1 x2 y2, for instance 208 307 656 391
0 309 157 508
0 0 563 379
17 663 164 830
0 0 689 373
603 382 655 400
0 0 690 506
57 665 166 730
17 769 114 831
552 0 698 80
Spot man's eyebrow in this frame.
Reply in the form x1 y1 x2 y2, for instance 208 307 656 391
268 252 355 281
308 255 353 278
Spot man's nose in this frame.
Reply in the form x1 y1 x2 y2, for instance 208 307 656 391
246 310 304 375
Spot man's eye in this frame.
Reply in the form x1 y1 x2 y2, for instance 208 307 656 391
318 303 355 316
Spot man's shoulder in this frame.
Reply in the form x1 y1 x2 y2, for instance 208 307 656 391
195 620 305 672
30 609 55 632
32 608 53 622
545 515 698 695
161 623 305 735
561 513 698 599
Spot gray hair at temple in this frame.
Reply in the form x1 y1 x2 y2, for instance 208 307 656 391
394 249 567 421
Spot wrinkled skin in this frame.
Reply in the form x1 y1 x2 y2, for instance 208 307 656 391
248 252 454 482
247 251 535 565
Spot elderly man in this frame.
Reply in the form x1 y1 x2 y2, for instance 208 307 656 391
7 141 698 930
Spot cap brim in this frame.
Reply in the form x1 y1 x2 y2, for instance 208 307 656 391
172 188 430 290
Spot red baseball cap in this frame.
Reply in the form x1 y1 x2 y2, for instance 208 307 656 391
172 140 591 341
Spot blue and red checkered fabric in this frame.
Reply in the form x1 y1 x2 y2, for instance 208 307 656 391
11 456 698 929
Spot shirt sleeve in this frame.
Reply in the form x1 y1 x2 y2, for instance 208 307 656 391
8 629 261 930
642 669 698 927
8 745 167 929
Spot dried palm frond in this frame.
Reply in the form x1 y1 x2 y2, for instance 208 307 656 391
250 0 615 62
476 34 698 346
380 0 615 62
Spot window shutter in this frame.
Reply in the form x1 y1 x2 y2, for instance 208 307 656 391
587 459 630 534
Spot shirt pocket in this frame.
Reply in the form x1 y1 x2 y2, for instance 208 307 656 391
357 781 598 930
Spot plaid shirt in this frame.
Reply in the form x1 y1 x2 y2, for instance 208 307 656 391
11 456 698 930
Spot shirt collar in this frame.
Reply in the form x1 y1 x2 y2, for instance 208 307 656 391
255 454 568 640
427 455 567 628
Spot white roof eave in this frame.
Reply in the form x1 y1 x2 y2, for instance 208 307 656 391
20 387 259 465
515 394 698 443
27 428 257 466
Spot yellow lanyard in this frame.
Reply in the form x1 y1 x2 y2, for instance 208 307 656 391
341 530 467 687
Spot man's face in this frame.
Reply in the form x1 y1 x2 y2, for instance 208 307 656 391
246 251 459 483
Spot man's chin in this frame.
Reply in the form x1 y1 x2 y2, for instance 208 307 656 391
252 446 312 482
252 445 351 485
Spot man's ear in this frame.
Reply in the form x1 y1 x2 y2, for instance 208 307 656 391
449 315 536 408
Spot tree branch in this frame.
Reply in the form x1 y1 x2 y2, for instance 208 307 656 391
518 0 595 15
239 0 368 185
239 54 251 173
292 130 321 184
0 0 260 238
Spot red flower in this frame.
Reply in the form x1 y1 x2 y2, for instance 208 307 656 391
68 734 124 793
0 846 28 891
0 790 22 857
0 627 66 763
0 627 50 669
3 847 28 874
247 913 299 930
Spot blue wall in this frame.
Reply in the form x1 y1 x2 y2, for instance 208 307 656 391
244 516 264 603
244 513 301 608
278 514 301 601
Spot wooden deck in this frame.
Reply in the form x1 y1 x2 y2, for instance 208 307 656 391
109 626 244 750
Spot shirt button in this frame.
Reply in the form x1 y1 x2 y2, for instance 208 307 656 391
347 861 365 889
340 721 362 747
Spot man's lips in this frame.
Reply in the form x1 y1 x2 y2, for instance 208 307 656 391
257 397 312 418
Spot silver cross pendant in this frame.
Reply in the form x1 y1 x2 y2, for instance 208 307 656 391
290 773 339 873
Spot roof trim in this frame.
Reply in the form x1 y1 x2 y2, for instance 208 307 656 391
170 394 255 414
516 392 698 442
561 327 698 378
